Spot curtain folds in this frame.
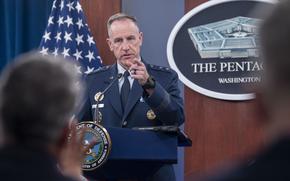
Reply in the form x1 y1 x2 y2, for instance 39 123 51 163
0 0 53 71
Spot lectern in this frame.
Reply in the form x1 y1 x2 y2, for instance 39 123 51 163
84 126 190 180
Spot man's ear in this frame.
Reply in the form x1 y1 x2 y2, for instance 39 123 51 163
106 38 114 51
139 32 143 46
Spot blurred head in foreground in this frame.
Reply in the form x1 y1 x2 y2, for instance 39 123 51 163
0 52 82 150
199 2 290 180
259 0 290 140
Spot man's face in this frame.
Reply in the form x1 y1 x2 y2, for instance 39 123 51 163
107 19 143 69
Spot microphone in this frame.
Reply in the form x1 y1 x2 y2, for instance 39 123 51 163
94 73 123 124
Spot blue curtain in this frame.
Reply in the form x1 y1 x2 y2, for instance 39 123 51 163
0 0 53 71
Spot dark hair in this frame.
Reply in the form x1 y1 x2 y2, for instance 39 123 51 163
0 52 82 145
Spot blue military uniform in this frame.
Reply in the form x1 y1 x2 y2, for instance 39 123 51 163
77 61 184 128
77 61 184 181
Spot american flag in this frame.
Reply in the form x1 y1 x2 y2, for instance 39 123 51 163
39 0 102 74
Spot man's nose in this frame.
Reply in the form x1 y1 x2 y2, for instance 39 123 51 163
121 40 130 50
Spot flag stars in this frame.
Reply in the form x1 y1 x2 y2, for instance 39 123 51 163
85 51 95 62
40 0 102 75
60 0 64 10
73 49 83 60
48 16 54 26
57 16 64 26
61 47 70 58
76 18 84 30
39 47 49 56
64 32 72 43
75 2 83 13
84 66 94 74
75 34 84 45
55 32 62 43
52 0 57 9
42 31 51 42
87 35 95 46
66 1 74 11
97 56 103 63
52 48 59 56
64 16 73 27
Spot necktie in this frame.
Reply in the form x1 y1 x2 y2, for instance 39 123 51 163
121 71 130 111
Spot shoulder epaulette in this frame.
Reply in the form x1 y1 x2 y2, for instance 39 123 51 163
88 65 111 75
148 64 172 73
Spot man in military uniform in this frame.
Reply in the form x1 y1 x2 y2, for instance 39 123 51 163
77 13 184 181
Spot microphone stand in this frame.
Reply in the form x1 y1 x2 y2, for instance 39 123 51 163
94 73 123 124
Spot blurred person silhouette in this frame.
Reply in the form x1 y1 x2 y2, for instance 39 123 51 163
201 1 290 180
0 52 93 181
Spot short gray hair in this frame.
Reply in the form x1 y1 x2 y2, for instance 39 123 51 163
107 13 139 36
0 52 83 146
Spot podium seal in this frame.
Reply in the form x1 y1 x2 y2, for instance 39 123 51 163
76 122 112 170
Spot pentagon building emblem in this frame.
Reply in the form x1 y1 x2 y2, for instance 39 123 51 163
167 0 274 101
188 16 261 59
76 122 111 170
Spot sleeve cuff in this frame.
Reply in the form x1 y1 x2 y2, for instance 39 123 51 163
144 82 170 112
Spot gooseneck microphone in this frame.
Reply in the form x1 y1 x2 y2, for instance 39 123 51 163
94 73 123 124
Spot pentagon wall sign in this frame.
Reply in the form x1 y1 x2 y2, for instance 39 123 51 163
167 0 275 100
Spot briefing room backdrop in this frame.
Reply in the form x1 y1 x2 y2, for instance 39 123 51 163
0 1 265 181
0 0 185 180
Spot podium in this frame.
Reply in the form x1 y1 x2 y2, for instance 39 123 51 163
84 126 190 180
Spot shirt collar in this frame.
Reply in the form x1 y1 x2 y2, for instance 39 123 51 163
117 63 127 75
116 63 134 88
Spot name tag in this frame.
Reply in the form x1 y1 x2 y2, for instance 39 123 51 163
92 104 104 109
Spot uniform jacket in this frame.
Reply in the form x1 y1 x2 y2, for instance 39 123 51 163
77 61 184 128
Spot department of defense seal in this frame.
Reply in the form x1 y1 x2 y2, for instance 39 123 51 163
76 122 111 170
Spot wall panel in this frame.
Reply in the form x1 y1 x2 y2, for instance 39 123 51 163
184 0 265 179
80 0 121 65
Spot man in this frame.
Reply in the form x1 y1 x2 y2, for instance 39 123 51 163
202 1 290 180
77 13 184 180
0 53 91 181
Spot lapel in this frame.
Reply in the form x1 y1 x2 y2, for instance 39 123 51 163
106 64 123 118
122 77 143 122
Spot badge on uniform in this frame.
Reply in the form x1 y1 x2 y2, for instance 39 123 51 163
146 109 156 120
96 111 102 123
94 92 104 102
